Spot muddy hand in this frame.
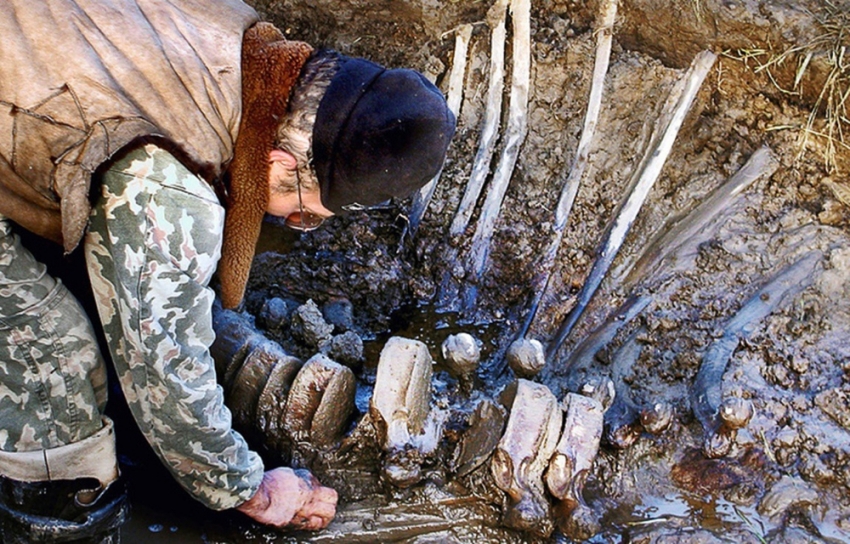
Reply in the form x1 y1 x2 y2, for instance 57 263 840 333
236 467 338 530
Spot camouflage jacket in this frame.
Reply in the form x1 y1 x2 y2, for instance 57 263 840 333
0 0 314 510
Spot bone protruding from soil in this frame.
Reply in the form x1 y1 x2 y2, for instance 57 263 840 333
435 1 508 310
602 332 645 450
409 23 472 233
547 393 604 540
462 0 531 310
505 337 546 378
691 250 823 458
448 0 508 239
211 306 267 391
228 339 293 436
450 399 507 478
548 50 718 359
522 0 619 336
617 145 780 290
579 377 616 413
491 379 561 537
370 337 435 487
558 294 651 379
640 401 675 435
441 332 481 387
283 353 356 450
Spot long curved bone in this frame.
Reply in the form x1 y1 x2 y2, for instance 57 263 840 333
521 0 619 337
461 0 531 311
692 250 822 458
548 50 717 360
409 24 473 233
449 2 508 238
436 0 508 309
616 145 779 290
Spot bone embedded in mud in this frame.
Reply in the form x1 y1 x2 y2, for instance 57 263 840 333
548 50 717 357
450 399 507 478
691 250 823 458
640 401 674 435
718 396 754 430
618 145 779 290
505 337 546 378
491 379 561 537
283 353 356 449
546 393 605 540
440 332 481 384
370 337 435 487
522 0 619 335
547 393 604 504
227 338 290 434
370 337 433 447
604 330 649 449
603 389 642 450
579 377 616 413
210 306 266 390
462 0 531 305
409 23 471 233
448 0 508 239
435 0 508 310
255 352 302 453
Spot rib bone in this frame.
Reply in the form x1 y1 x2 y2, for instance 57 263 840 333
449 0 509 238
692 251 822 457
548 50 717 360
462 0 531 311
522 0 619 336
436 0 508 309
617 145 779 290
409 24 473 233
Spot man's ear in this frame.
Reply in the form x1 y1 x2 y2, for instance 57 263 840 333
268 149 297 169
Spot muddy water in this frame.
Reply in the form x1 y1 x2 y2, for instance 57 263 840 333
116 0 850 542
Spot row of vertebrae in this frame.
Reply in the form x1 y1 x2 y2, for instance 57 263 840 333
211 306 357 463
212 306 681 541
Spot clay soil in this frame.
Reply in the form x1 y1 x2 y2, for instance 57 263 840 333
123 0 850 542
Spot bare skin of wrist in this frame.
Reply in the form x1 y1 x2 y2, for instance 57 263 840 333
235 467 338 530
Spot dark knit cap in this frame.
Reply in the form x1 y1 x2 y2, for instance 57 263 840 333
312 55 456 214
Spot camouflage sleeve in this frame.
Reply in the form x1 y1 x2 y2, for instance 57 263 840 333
84 143 264 510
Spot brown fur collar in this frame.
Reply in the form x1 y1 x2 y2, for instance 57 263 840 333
219 23 313 309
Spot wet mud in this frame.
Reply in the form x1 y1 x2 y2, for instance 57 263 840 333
120 0 849 542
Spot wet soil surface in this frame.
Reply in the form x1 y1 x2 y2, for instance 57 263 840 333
122 0 849 542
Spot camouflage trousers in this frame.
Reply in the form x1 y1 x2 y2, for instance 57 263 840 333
0 217 107 453
84 144 262 510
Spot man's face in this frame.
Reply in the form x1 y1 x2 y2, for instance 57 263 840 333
267 150 334 228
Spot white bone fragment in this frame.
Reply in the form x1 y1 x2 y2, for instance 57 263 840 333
409 24 473 232
617 145 779 289
546 393 604 502
448 0 509 238
370 337 433 451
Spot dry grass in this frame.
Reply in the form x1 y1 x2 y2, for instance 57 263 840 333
691 0 703 23
727 1 849 173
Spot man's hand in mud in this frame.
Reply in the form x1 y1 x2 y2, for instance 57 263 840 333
235 467 338 530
